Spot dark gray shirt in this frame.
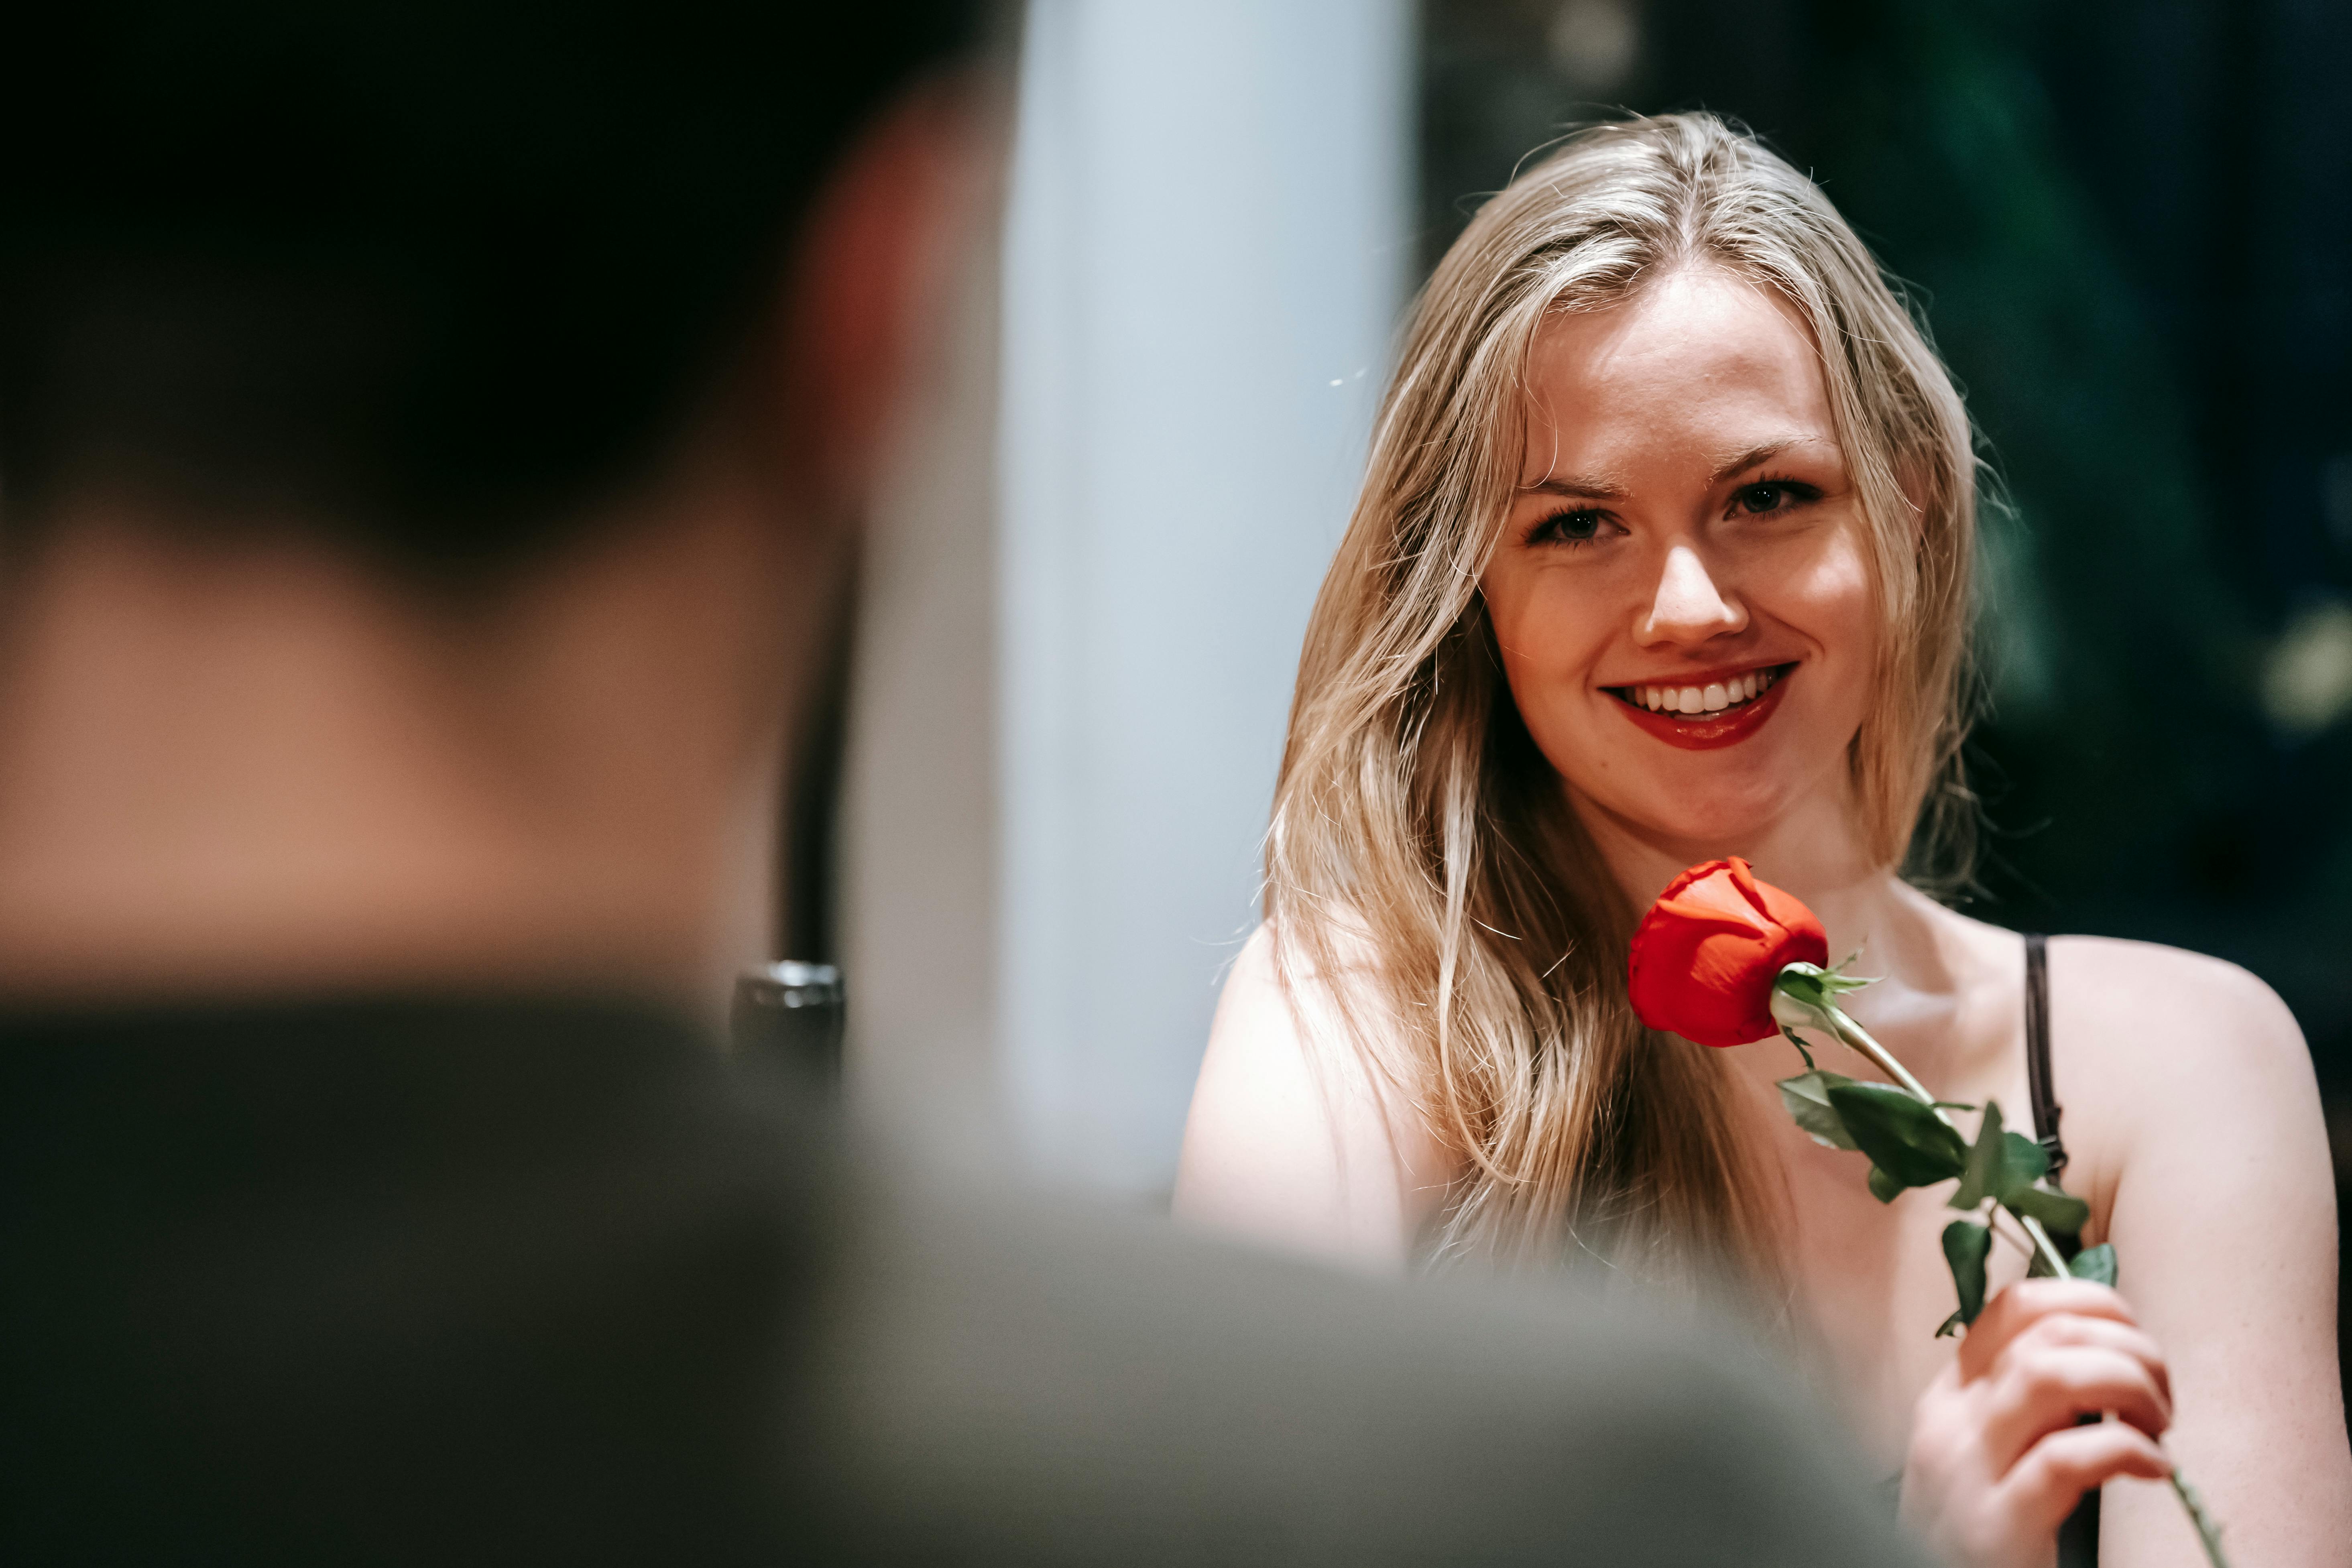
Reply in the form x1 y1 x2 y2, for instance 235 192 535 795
1 997 1922 1565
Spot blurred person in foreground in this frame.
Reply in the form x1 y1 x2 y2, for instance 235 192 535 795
0 7 1923 1565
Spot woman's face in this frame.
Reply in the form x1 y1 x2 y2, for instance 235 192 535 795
1481 264 1879 856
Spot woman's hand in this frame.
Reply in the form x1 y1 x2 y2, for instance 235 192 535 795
1899 1278 2175 1568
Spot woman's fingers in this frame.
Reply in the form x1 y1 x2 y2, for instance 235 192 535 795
2009 1314 2173 1407
1979 1343 2172 1472
1959 1279 2139 1382
1996 1421 2172 1542
1907 1282 2183 1568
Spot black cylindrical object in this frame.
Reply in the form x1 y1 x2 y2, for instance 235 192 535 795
730 961 845 1083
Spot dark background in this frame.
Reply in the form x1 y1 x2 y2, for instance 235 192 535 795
1424 0 2352 1392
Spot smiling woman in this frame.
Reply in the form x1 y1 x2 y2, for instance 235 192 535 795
1173 114 2348 1568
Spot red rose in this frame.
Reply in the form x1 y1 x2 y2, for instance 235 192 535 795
1628 857 1829 1047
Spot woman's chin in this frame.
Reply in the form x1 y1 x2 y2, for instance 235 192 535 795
1570 779 1798 860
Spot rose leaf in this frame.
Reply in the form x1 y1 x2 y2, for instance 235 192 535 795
1950 1099 2006 1210
2068 1243 2118 1287
2007 1184 2092 1236
1941 1217 1993 1328
1827 1080 1967 1189
1776 1069 1860 1151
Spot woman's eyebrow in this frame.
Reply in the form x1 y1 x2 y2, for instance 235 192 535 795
1519 473 1627 499
1709 439 1809 481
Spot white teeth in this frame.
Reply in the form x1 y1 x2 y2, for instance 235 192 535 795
1621 667 1784 715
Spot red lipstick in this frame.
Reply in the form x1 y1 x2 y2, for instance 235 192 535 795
1609 665 1793 752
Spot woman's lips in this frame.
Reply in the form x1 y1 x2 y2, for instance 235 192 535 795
1607 664 1794 751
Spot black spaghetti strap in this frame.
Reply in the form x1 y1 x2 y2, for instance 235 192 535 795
2026 933 2100 1568
2023 933 2069 1178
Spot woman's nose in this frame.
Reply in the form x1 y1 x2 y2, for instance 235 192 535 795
1637 544 1746 645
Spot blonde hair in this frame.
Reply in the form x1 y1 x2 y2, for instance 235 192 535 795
1266 113 1977 1284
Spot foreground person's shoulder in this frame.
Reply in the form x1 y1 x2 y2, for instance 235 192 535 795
805 1162 1927 1567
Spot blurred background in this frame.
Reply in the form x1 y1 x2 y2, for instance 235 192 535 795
826 0 2352 1322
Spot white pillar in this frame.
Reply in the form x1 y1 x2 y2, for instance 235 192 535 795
998 0 1413 1197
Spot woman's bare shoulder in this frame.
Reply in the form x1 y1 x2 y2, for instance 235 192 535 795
1198 921 1362 1062
1912 902 2317 1169
1191 919 1426 1122
2046 933 2304 1068
2041 933 2320 1194
1174 921 1456 1270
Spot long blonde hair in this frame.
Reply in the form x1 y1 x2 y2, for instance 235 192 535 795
1266 113 1977 1284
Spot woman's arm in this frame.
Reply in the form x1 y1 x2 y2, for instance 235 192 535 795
2061 938 2349 1565
1173 925 1457 1271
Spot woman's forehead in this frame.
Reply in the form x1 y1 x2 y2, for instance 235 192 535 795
1515 269 1839 482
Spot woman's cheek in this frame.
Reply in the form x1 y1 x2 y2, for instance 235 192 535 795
1779 517 1874 620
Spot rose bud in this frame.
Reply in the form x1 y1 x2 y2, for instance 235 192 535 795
1627 857 1829 1047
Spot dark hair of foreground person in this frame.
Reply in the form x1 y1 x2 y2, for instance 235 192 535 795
0 4 1923 1563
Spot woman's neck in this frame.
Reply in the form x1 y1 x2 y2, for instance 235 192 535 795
1575 784 1888 942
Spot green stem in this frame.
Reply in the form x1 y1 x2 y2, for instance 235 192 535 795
2010 1210 2078 1285
2171 1471 2230 1568
1819 1005 1940 1107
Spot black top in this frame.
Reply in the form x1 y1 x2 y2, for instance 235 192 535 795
0 995 1927 1566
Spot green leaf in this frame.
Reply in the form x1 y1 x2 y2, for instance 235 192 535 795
1868 1164 1904 1204
1951 1101 2052 1213
2067 1242 2117 1287
2007 1184 2091 1235
1827 1080 1967 1190
1941 1218 1992 1328
1973 1102 2087 1241
1949 1098 2006 1210
1935 1309 1964 1338
1776 1069 1860 1150
1991 1132 2051 1205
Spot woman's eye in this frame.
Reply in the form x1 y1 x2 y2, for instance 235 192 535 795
1533 508 1603 544
1733 479 1819 516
